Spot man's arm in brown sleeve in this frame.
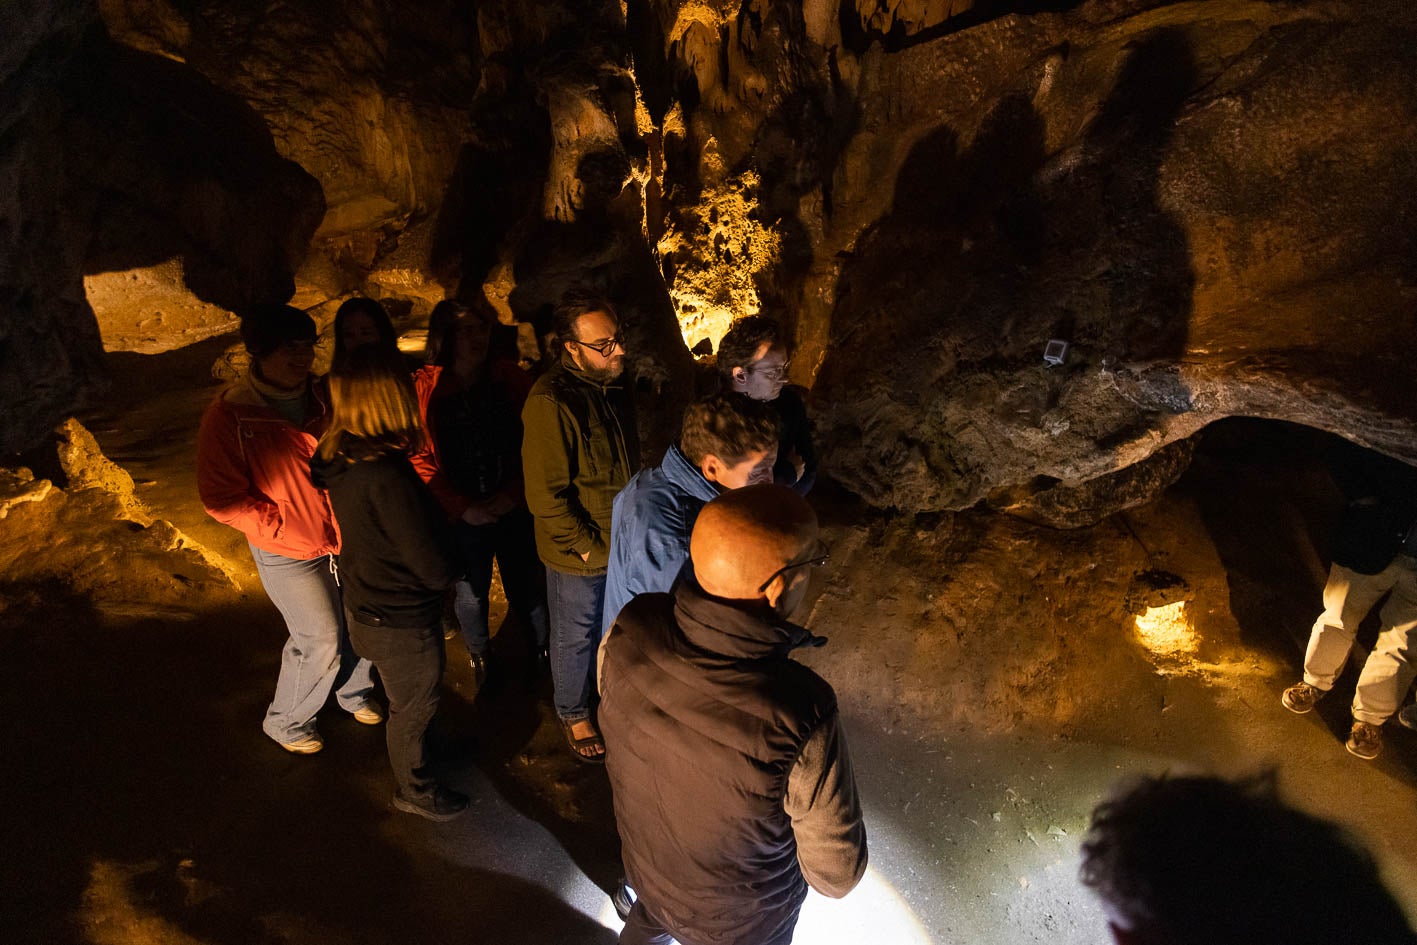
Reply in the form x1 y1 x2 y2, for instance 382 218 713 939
784 709 868 898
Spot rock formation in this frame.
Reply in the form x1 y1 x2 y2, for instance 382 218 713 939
5 0 1416 523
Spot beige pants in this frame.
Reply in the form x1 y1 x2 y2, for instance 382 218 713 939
1302 558 1417 725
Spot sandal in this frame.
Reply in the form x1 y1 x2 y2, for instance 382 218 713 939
559 717 605 765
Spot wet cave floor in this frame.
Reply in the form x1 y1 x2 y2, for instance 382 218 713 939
3 339 1416 945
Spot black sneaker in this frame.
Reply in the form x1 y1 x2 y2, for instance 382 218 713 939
392 786 469 822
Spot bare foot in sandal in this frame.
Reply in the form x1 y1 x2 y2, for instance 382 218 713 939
561 717 606 763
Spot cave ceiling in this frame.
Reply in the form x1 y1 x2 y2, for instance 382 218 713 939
3 0 1415 521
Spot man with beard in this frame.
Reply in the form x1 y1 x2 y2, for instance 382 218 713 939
523 288 639 762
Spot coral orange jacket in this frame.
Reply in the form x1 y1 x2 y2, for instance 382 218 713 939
196 374 340 560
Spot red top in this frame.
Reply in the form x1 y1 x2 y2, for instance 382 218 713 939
196 375 340 560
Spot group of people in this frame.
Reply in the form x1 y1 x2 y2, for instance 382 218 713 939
194 287 1417 944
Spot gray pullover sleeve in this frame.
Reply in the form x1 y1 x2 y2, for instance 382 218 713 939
784 710 869 898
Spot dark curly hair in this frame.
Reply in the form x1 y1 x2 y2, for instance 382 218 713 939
1080 773 1416 945
716 315 784 379
679 393 780 467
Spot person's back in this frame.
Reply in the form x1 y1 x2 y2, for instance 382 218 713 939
311 448 456 627
602 584 837 944
600 485 866 945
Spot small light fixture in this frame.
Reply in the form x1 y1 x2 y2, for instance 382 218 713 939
1124 569 1198 660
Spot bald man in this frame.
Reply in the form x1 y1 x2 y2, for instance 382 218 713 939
598 485 867 945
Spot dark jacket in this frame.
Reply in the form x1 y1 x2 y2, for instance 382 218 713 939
410 361 534 519
309 445 459 627
599 574 868 945
521 359 639 574
773 385 818 495
1328 441 1417 575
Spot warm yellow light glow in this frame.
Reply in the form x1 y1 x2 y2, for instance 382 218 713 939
1132 600 1198 658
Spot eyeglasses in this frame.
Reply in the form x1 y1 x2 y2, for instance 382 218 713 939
749 360 790 382
757 543 830 593
572 332 625 357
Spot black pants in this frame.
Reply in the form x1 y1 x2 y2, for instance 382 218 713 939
618 901 674 945
452 506 550 653
346 613 444 801
618 899 799 945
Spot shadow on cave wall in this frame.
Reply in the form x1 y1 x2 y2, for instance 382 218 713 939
0 583 614 945
428 66 551 296
74 39 325 309
814 27 1201 509
1 25 324 455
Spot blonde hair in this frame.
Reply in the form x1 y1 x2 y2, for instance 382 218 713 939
317 352 425 461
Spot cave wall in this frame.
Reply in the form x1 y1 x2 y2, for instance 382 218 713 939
6 0 1417 518
1 0 323 453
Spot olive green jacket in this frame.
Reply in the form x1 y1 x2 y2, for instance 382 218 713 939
521 359 640 574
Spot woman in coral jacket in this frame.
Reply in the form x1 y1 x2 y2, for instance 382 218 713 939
409 298 549 683
196 304 379 754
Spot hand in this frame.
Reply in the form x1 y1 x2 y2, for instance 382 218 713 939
787 448 806 483
487 492 518 518
461 503 498 526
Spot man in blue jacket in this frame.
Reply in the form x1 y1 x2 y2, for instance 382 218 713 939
602 393 779 637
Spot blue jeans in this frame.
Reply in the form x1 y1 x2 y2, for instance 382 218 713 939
250 545 374 744
452 508 550 656
546 567 606 721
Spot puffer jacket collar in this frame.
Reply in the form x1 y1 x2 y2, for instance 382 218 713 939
672 569 826 662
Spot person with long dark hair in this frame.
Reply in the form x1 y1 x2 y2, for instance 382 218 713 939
331 296 399 374
310 350 467 821
411 298 550 684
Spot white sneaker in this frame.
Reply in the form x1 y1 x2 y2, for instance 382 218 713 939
279 732 324 754
1399 705 1417 732
351 703 385 725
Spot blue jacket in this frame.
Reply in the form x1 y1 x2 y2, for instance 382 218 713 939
603 445 719 633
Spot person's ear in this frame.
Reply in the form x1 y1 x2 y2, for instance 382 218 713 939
730 366 748 389
761 573 787 608
701 454 724 486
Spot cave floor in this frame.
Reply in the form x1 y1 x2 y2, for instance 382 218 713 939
2 341 1416 944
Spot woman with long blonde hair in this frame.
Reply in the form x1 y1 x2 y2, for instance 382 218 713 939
311 349 466 822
